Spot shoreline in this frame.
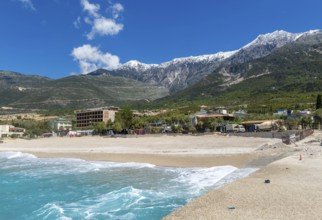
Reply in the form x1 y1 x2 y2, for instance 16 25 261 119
164 131 322 219
2 133 320 219
0 134 282 168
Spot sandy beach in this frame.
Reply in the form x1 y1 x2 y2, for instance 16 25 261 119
0 134 281 167
1 132 322 219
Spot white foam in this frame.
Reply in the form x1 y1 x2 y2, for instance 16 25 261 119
33 203 72 220
0 151 37 160
167 166 258 196
88 161 156 170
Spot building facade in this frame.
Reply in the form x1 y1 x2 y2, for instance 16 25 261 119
76 107 118 128
0 125 25 137
50 118 72 131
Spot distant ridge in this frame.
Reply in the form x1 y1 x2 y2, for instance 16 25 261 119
91 30 321 92
0 72 169 109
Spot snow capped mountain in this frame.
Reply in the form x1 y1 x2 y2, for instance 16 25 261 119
119 50 238 72
91 29 322 92
243 30 302 49
120 60 156 71
119 30 310 72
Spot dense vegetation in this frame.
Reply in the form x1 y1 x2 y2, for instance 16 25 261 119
0 119 51 138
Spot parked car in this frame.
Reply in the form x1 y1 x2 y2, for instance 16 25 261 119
225 124 245 133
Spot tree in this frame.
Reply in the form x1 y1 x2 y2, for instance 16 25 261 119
284 118 300 130
183 123 196 133
300 116 312 129
106 119 113 130
93 122 106 135
316 94 322 109
115 108 133 129
131 117 146 129
315 108 322 129
112 121 123 133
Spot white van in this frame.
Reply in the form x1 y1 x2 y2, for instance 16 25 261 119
225 124 245 133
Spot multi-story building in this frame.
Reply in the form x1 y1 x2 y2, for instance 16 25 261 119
76 107 118 128
0 125 25 138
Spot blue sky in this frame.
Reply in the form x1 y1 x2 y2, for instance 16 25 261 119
1 0 322 78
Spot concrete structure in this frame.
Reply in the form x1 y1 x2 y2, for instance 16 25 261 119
240 120 280 132
76 107 118 128
50 118 72 131
0 125 25 137
191 113 235 126
216 109 227 114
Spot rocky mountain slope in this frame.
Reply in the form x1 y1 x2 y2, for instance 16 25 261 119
91 30 320 92
156 30 322 109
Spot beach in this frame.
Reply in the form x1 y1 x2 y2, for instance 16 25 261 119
0 134 281 168
164 131 322 220
1 132 322 219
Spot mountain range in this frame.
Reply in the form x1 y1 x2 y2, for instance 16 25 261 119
160 30 322 111
91 30 320 92
1 29 322 110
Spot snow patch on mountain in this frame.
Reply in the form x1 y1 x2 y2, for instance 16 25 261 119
119 50 238 72
120 60 157 71
243 30 302 49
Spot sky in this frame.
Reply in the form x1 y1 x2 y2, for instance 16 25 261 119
0 0 322 79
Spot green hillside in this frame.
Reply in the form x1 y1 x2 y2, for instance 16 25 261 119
0 73 169 109
150 35 322 112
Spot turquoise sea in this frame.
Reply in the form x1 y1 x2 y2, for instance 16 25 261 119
0 152 256 220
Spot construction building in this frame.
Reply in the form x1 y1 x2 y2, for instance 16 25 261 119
76 107 118 128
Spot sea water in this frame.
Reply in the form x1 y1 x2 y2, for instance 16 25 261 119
0 152 256 220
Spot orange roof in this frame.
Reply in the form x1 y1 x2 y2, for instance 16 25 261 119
240 120 278 125
196 114 234 118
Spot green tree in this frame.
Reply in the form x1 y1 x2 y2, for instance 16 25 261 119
300 116 312 129
284 118 300 130
131 117 146 129
112 121 123 133
315 108 322 129
93 122 106 135
316 94 322 109
14 120 51 138
106 119 113 130
115 108 133 129
183 123 196 133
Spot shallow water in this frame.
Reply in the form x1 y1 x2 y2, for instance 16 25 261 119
0 152 256 220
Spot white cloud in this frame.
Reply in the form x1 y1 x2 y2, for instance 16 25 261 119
84 17 92 25
87 17 123 40
78 0 124 40
81 0 100 18
73 16 81 29
71 44 121 74
111 3 124 19
19 0 36 11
